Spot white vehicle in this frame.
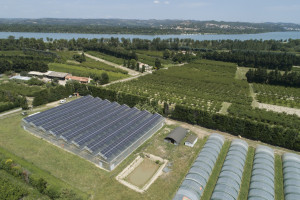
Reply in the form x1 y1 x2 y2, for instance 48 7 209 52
60 100 66 104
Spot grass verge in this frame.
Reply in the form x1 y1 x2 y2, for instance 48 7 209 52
275 154 284 200
200 140 231 200
237 146 255 200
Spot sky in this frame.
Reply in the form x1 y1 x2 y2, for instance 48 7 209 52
0 0 300 24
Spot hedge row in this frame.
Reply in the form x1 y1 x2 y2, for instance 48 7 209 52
0 176 28 200
171 105 300 151
0 154 83 200
33 82 153 108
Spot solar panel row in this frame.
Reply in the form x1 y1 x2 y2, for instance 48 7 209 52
23 95 164 166
85 110 152 154
49 100 111 136
26 95 92 123
32 96 96 126
74 108 141 148
61 104 128 142
101 113 164 160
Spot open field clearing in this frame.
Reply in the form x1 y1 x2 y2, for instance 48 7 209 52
49 63 128 82
136 50 164 58
86 51 124 65
136 52 174 67
235 66 250 80
54 51 130 74
107 59 251 112
84 52 139 76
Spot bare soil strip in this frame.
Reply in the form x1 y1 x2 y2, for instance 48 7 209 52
218 102 232 115
257 103 300 117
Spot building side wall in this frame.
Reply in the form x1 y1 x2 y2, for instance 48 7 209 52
21 121 107 169
22 118 164 171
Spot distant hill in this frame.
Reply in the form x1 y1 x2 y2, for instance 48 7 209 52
0 18 299 35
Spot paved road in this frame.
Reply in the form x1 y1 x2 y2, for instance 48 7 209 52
84 53 140 76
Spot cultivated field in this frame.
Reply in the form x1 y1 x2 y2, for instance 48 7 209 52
107 59 251 113
253 83 300 109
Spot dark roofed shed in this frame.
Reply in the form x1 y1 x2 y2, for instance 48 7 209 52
164 127 188 145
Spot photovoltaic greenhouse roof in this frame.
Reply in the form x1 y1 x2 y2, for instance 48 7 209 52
23 95 164 162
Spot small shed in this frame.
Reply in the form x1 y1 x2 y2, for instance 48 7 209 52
47 71 69 80
185 134 198 147
164 127 188 145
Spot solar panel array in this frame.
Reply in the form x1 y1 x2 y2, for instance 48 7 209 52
23 95 164 163
282 153 300 200
248 145 275 200
173 133 225 200
211 139 248 200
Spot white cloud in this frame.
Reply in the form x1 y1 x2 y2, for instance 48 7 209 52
153 0 160 4
164 1 170 5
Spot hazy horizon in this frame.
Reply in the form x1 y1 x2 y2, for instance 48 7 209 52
0 0 299 24
1 17 299 25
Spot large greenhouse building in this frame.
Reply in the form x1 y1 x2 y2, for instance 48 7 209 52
22 95 165 171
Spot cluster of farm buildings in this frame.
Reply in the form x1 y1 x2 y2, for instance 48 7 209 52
10 71 91 84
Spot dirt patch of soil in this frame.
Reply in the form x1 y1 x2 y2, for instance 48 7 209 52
125 158 160 188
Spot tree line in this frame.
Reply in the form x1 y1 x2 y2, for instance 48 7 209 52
1 37 300 53
246 68 300 87
201 50 299 71
0 89 28 112
0 56 49 73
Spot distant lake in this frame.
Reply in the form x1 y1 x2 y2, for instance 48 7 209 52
0 31 299 41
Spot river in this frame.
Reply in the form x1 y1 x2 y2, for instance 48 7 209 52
0 31 299 41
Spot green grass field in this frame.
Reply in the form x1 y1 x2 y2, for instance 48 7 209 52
0 113 207 200
86 51 124 65
275 155 284 200
49 63 128 82
238 147 255 200
136 50 164 58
